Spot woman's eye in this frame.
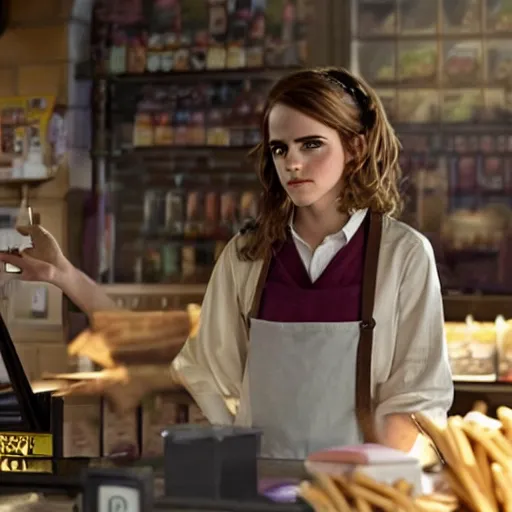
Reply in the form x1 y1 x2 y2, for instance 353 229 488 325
271 146 286 157
303 140 323 150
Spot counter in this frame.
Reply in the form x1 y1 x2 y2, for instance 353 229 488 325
0 457 310 512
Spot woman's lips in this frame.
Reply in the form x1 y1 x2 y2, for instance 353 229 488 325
287 180 313 187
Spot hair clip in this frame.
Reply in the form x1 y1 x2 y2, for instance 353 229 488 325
318 70 376 131
320 73 354 95
319 73 359 107
361 109 376 129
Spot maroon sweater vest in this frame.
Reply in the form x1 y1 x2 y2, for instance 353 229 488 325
258 216 368 323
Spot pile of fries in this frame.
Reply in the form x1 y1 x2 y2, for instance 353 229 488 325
299 405 512 512
299 470 457 512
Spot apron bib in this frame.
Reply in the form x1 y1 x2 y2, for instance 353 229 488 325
236 212 383 459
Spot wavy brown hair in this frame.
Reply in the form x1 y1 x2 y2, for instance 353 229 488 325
239 66 403 261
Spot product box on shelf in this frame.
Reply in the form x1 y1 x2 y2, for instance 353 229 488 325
445 316 497 381
58 391 206 461
61 395 102 458
141 393 184 458
102 399 140 459
96 0 308 74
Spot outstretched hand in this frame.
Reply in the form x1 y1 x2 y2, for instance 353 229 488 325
0 225 71 284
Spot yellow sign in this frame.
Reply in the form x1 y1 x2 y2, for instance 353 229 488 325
0 95 57 180
0 457 52 473
0 432 53 457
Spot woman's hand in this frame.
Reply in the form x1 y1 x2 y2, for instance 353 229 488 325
0 225 118 316
0 225 72 284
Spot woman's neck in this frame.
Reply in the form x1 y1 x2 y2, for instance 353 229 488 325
293 203 350 251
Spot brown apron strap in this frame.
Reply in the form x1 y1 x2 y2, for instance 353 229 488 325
249 251 272 321
356 211 383 444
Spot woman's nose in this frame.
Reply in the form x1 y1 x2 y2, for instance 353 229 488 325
284 150 302 173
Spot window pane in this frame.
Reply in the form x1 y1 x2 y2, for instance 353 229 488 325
398 0 438 34
357 0 397 36
443 0 481 33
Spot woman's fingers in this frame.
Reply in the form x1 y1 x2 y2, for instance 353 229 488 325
16 224 46 240
0 252 25 269
16 224 50 240
0 252 52 281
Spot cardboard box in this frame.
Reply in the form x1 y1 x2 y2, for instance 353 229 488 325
141 393 180 457
61 395 101 458
101 399 139 458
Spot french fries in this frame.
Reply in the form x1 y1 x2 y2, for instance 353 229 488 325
298 471 458 512
299 407 512 511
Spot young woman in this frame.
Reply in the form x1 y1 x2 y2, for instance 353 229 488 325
0 67 453 461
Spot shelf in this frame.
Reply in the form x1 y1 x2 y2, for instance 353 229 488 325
372 82 512 90
95 145 258 161
354 32 512 42
0 176 56 202
89 67 301 84
117 145 256 154
0 176 54 187
380 149 512 158
138 232 232 243
444 248 501 261
99 283 207 296
455 381 512 394
393 122 512 134
443 295 512 321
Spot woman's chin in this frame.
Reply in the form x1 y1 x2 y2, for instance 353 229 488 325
289 199 312 208
288 193 319 208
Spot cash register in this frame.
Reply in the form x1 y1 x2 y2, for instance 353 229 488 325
0 308 64 473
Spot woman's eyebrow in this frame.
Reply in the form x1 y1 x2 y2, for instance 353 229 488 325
269 135 327 145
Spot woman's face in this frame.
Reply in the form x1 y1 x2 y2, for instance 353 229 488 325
268 103 347 210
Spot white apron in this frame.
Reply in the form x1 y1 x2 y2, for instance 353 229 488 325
237 212 383 459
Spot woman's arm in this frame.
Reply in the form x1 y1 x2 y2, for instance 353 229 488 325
53 264 119 316
172 236 249 425
375 235 454 453
382 414 419 451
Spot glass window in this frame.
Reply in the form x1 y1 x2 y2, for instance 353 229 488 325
443 0 481 33
351 0 512 294
443 40 483 86
356 41 397 84
357 0 397 36
398 41 438 85
398 0 438 34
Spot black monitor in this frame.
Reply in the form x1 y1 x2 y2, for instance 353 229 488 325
0 310 49 432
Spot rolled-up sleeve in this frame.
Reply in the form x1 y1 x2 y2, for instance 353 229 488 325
375 237 454 426
172 238 248 425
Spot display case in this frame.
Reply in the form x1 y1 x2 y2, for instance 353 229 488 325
349 0 512 410
87 0 324 288
351 0 512 295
